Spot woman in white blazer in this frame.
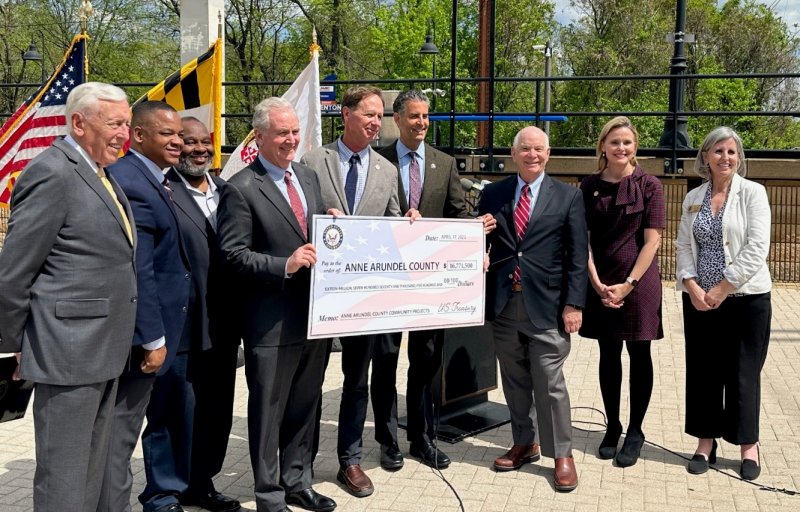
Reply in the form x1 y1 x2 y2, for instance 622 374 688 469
676 127 771 481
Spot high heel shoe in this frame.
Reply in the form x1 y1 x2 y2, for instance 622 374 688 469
687 439 717 475
740 444 761 481
598 422 623 460
615 429 645 467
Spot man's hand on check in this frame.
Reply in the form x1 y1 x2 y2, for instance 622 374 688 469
405 208 422 222
327 208 345 217
287 243 317 274
479 213 496 235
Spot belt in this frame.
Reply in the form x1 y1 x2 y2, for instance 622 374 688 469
511 282 523 292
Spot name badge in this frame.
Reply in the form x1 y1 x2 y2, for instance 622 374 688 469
688 204 701 213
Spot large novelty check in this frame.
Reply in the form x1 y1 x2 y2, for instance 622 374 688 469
307 216 485 339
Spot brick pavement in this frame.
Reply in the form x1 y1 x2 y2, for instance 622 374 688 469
1 284 798 511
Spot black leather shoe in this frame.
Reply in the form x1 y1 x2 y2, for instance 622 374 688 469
181 491 241 512
615 430 645 467
285 488 336 512
598 422 623 460
687 439 717 475
154 504 184 512
410 440 451 469
380 443 404 470
740 445 761 481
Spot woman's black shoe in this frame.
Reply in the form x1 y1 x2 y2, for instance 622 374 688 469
598 422 622 460
615 430 645 467
687 439 717 475
740 445 761 481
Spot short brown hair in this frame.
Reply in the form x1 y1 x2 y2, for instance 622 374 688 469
341 86 384 110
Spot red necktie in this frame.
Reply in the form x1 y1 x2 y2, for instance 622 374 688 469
408 152 421 209
285 171 307 239
513 184 531 283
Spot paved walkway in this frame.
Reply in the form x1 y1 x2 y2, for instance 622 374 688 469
1 284 799 511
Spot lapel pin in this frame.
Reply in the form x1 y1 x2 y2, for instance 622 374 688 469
593 191 599 197
431 163 436 169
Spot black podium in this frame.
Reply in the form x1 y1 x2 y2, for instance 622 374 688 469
399 322 510 444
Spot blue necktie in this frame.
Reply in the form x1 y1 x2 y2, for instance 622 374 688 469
345 154 360 213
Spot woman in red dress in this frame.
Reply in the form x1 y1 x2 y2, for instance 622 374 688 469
579 117 666 467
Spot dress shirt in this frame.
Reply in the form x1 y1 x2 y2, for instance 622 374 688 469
396 140 426 206
515 171 546 220
336 138 370 212
175 172 220 229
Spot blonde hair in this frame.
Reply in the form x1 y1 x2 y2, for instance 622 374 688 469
595 116 639 173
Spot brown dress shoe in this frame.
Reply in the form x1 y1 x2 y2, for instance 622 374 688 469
493 444 541 471
554 456 578 492
336 464 374 498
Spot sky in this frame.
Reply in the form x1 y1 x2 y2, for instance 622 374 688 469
551 0 800 31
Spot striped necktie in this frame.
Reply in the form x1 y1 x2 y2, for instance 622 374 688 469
513 184 531 283
408 151 421 209
285 171 307 239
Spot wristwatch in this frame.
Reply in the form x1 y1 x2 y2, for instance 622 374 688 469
625 276 639 287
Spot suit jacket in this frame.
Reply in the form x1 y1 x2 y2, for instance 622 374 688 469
108 152 191 375
479 173 588 329
377 142 469 219
0 138 138 385
166 168 239 353
301 141 401 217
216 158 326 347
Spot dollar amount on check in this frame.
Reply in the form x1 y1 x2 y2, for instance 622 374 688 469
307 216 486 338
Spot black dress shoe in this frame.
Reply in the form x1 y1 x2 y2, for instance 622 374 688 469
181 491 241 512
409 440 451 469
285 488 336 512
380 443 404 470
154 504 184 512
687 439 717 475
615 430 645 467
740 444 761 481
598 422 622 460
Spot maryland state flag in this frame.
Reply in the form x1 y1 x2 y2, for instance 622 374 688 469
0 34 88 208
132 38 223 168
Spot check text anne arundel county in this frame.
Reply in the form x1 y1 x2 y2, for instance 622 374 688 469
344 261 440 272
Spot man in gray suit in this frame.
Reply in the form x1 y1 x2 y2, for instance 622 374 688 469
479 126 587 492
0 82 139 512
217 98 336 512
301 86 418 498
375 89 496 471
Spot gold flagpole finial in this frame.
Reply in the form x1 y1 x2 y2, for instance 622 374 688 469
309 26 321 59
79 0 93 35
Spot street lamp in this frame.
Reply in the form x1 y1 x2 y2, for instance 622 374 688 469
419 23 441 145
22 37 46 84
532 42 553 136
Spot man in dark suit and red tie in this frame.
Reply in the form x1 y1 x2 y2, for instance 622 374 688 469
100 101 192 512
478 126 588 492
375 89 495 470
217 97 336 512
0 82 138 512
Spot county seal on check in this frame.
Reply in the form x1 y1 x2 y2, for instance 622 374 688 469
308 215 486 338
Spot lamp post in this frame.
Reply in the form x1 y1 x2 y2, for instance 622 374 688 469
419 23 440 145
22 36 46 85
532 42 553 136
659 0 692 174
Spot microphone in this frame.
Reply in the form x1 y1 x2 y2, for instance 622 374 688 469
460 178 475 192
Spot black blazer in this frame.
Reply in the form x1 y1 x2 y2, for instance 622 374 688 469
216 158 326 347
166 168 239 353
108 151 191 375
479 173 588 329
377 142 468 219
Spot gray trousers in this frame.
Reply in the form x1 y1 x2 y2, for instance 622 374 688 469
96 373 156 512
33 379 118 512
492 292 573 459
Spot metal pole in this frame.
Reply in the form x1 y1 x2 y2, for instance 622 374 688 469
543 42 552 136
449 0 457 151
487 0 496 169
431 47 437 146
40 31 46 84
659 0 691 174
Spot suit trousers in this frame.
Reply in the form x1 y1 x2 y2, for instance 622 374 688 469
138 352 194 511
683 292 771 444
492 292 573 459
379 329 444 445
245 341 327 512
33 379 118 512
97 373 156 512
337 334 398 466
188 343 239 495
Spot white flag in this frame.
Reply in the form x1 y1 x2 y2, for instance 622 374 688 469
221 50 322 180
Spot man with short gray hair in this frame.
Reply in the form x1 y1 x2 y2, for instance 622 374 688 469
0 82 138 512
217 97 335 512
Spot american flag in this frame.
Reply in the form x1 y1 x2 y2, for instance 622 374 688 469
0 34 87 208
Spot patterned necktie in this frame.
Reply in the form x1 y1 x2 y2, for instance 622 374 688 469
285 171 307 239
513 184 531 283
345 154 360 214
161 177 174 202
97 168 133 244
408 151 421 210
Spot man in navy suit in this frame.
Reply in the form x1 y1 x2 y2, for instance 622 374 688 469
131 117 241 512
99 101 191 512
478 126 587 492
